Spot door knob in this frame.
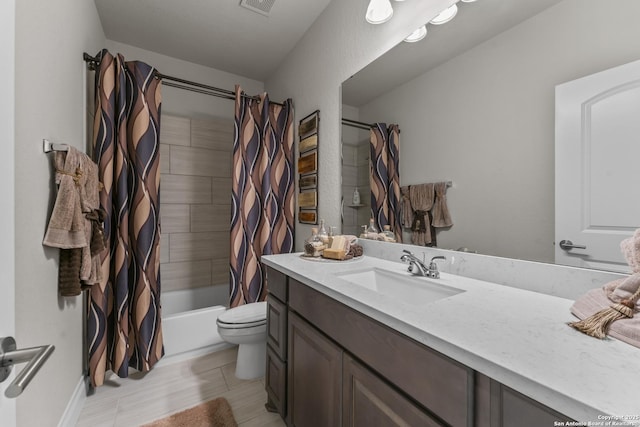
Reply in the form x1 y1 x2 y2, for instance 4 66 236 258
559 240 587 250
0 336 55 398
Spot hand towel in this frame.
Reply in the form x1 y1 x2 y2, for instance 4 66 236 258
409 183 434 246
432 182 453 228
400 186 412 228
43 146 104 295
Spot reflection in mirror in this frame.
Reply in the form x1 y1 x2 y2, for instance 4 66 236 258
341 0 640 272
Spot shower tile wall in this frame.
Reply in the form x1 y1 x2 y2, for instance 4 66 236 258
160 114 233 296
342 141 370 235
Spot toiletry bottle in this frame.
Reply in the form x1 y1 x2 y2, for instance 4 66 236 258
304 227 323 257
318 219 329 244
360 225 368 239
382 225 395 242
352 187 360 205
366 218 378 238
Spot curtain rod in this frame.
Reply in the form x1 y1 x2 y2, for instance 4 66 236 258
83 52 283 106
342 118 373 130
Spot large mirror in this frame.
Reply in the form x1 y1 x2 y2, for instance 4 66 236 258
341 0 640 271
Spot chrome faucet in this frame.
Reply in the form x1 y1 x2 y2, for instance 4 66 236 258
400 250 428 276
427 256 446 279
400 250 446 279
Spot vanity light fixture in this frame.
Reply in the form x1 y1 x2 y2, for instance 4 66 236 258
430 3 458 25
461 0 478 2
404 25 427 43
365 0 394 24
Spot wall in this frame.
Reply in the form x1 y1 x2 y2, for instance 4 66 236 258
357 0 640 262
266 0 457 250
160 114 233 304
0 0 16 425
14 1 105 426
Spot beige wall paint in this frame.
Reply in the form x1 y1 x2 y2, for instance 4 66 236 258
14 0 104 425
358 0 640 262
266 0 456 251
0 0 15 423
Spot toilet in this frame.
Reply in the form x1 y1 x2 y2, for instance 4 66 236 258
216 301 268 380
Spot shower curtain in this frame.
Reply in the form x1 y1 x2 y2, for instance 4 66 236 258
87 49 163 387
230 86 294 307
370 123 402 242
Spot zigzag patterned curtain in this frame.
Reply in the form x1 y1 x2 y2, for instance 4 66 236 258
88 49 163 387
370 123 402 242
230 86 294 307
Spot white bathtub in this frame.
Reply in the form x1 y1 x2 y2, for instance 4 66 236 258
161 286 231 360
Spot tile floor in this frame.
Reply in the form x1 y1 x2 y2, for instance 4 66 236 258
75 347 285 427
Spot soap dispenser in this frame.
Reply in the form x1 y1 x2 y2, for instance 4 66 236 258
352 187 361 205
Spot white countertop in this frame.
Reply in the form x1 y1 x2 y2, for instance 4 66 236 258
262 253 640 425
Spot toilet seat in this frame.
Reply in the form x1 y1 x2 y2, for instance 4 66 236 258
216 301 267 330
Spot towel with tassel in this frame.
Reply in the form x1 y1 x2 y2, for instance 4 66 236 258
43 146 105 296
409 183 434 246
569 229 640 348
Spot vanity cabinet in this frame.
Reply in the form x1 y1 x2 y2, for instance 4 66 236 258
265 266 288 417
265 265 572 427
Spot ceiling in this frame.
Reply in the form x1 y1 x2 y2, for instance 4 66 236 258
94 0 565 101
93 0 332 81
342 0 564 107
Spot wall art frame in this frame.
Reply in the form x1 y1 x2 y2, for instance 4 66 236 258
298 110 319 224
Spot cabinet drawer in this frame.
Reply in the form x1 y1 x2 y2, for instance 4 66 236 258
265 345 287 418
267 295 287 360
343 354 443 427
266 265 288 302
290 279 472 427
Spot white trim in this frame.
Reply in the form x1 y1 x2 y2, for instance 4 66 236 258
57 376 88 427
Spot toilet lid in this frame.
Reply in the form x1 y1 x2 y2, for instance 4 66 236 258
217 301 267 326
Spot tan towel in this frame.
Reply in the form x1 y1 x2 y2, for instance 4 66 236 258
400 186 412 228
432 182 453 228
43 146 103 295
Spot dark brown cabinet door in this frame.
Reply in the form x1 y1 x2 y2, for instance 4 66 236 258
343 354 444 427
265 345 286 417
267 295 287 359
287 311 342 427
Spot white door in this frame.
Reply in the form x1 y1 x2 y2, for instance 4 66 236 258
555 59 640 273
0 0 16 425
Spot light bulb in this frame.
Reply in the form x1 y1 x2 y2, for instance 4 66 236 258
461 0 478 2
404 25 427 43
430 4 458 25
366 0 394 24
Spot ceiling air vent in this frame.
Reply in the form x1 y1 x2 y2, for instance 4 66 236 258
239 0 275 17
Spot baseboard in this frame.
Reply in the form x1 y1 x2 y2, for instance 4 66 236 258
57 375 89 427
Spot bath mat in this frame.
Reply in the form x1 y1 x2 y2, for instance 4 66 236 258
142 397 238 427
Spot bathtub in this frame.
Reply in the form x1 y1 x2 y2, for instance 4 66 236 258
161 286 231 360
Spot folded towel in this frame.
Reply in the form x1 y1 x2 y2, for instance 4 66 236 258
569 231 640 343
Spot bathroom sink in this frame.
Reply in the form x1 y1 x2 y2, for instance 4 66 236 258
335 267 464 306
